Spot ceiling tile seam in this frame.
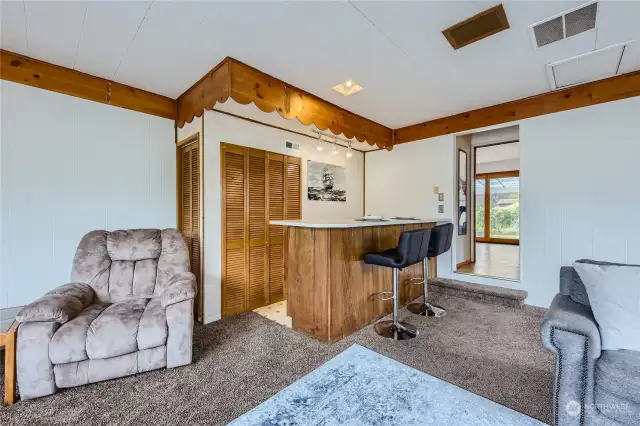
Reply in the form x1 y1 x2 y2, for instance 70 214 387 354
22 0 29 53
113 0 155 77
347 1 415 67
72 4 89 70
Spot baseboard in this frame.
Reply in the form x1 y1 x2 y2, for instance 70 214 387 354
456 260 472 268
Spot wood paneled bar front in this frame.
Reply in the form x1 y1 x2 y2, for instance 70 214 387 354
270 219 446 342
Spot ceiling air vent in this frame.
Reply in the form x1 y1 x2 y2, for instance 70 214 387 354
530 2 598 48
442 4 510 50
546 41 632 89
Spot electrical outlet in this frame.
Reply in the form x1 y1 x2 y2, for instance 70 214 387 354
438 205 444 214
433 186 439 194
438 193 444 202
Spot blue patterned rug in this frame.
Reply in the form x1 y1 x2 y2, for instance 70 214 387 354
230 344 545 426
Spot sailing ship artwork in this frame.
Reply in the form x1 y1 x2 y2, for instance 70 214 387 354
307 161 347 202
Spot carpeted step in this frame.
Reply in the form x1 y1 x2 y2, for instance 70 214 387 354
428 277 528 309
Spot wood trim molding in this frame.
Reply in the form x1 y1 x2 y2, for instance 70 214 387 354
177 57 393 150
1 50 176 120
394 70 640 144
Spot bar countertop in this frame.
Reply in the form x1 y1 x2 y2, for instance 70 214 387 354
269 218 450 228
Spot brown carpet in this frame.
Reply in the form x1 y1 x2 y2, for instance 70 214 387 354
0 293 554 425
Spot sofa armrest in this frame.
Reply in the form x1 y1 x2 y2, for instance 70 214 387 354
541 294 601 425
541 293 601 359
16 283 94 324
161 272 197 308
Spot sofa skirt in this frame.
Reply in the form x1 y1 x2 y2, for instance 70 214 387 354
53 345 166 388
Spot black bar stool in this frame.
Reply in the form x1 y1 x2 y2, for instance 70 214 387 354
364 228 432 340
407 222 454 317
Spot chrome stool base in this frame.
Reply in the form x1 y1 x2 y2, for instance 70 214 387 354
374 320 419 340
407 302 446 317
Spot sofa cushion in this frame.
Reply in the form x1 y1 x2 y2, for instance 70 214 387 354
49 302 110 364
107 229 161 261
596 350 640 405
137 298 167 350
573 260 640 351
86 299 148 359
595 383 640 425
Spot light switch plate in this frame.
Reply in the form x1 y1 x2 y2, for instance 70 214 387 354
433 186 439 194
438 205 444 214
438 193 444 202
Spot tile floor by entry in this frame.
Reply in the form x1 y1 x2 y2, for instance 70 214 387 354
253 301 292 328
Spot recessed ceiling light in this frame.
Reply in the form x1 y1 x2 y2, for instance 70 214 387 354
332 79 364 97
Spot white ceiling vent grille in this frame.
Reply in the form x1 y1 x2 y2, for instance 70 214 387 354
546 41 632 89
530 1 598 48
284 140 300 152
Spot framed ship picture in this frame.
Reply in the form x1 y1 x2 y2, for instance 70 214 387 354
307 161 347 202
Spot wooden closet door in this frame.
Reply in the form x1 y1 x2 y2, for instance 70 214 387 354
285 156 302 220
267 153 285 303
222 144 246 317
246 149 268 310
178 138 202 321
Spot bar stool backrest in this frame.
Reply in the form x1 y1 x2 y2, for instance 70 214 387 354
396 228 432 268
427 223 454 259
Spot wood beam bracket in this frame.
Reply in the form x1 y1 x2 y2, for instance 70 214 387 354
176 57 394 150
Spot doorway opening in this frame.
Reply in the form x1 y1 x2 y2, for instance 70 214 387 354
455 126 520 281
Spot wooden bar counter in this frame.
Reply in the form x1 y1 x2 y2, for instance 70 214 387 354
269 219 446 342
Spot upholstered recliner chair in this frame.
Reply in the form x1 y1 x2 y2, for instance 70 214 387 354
15 229 196 400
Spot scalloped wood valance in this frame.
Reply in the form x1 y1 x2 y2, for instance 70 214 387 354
176 57 393 150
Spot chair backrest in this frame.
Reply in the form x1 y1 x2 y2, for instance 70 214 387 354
396 228 432 268
427 223 454 258
71 228 190 302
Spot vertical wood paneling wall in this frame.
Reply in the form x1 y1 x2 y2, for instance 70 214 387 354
0 81 176 309
221 142 301 317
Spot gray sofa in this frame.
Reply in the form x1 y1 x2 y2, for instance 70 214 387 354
15 229 196 400
541 266 640 425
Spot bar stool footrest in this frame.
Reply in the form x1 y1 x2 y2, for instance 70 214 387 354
375 291 394 301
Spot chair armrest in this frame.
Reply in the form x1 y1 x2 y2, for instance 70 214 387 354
541 293 602 359
16 283 94 324
161 272 197 308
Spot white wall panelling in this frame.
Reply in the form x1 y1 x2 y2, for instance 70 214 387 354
0 81 176 309
365 98 639 307
176 102 365 323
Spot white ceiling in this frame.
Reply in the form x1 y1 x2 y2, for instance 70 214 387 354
2 1 639 128
476 142 520 164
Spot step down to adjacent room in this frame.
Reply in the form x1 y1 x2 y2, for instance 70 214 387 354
428 277 528 309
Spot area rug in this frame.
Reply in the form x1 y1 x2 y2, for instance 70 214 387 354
230 344 545 426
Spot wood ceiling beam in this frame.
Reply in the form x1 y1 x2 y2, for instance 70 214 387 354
176 57 394 149
1 50 176 120
394 70 640 144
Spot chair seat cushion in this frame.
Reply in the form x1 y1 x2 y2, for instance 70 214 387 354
49 302 110 364
85 299 146 359
363 248 403 268
596 349 640 405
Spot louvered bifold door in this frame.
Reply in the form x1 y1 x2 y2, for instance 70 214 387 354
285 156 302 220
267 153 286 303
222 144 247 317
189 144 202 320
247 149 268 310
283 156 301 301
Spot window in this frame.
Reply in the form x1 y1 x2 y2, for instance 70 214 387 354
475 171 519 244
